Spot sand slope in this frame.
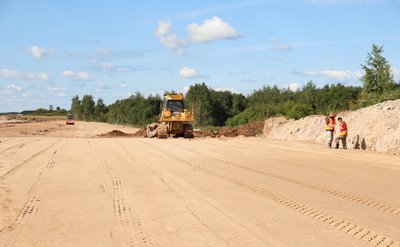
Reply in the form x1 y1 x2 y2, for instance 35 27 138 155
264 99 400 155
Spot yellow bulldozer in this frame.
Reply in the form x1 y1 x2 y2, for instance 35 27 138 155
146 93 195 138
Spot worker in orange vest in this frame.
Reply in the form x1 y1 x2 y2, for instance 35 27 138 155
335 117 348 149
325 112 336 148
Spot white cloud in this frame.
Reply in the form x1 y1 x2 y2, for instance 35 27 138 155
119 83 128 88
155 17 239 53
100 62 113 70
148 90 164 97
37 73 49 81
47 86 66 97
274 43 293 51
179 67 198 78
117 67 131 72
4 84 22 95
0 68 49 81
285 82 301 92
95 48 111 57
96 82 112 92
303 70 362 80
268 37 294 52
29 45 52 59
182 85 190 95
61 70 94 81
155 20 186 54
186 16 240 43
92 59 132 73
213 87 241 94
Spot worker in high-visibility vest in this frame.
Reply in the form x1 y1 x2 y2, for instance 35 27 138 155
335 117 348 149
325 112 336 148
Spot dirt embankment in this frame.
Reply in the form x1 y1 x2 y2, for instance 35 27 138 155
263 99 400 155
194 121 265 138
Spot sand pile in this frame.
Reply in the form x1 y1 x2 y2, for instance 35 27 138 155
98 130 134 137
263 99 400 155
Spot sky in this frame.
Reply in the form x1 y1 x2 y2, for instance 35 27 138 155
0 0 399 112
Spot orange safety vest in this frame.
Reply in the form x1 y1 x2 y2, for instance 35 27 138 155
325 117 336 131
338 121 348 136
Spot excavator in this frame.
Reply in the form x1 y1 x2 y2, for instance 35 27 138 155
146 93 194 138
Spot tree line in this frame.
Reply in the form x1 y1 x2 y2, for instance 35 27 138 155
68 44 399 127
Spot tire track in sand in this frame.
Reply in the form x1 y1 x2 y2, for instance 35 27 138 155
0 138 38 153
0 140 60 180
0 140 63 247
88 140 152 247
142 141 400 247
172 141 400 217
115 140 275 247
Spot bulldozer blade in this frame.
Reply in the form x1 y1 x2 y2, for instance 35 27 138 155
146 123 158 138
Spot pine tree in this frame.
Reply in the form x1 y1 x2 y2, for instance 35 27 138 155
361 44 395 95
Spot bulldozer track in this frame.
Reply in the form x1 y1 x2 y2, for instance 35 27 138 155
1 143 25 153
115 140 273 247
105 160 152 247
0 138 39 153
87 141 152 247
143 141 400 247
227 140 400 169
0 140 60 180
172 141 400 217
15 195 41 224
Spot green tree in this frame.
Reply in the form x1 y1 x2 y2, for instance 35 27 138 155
81 95 95 121
94 98 108 122
185 83 214 126
71 95 82 120
301 81 317 112
361 44 395 95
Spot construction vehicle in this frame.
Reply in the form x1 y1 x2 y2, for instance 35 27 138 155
66 114 75 125
146 93 194 138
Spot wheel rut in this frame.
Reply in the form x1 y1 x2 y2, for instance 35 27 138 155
0 141 63 247
142 141 400 247
0 140 60 180
115 140 274 246
172 141 400 217
88 140 152 247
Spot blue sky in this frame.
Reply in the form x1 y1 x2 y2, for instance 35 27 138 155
1 0 399 112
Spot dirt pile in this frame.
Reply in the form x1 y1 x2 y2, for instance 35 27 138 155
264 99 400 155
98 130 134 137
132 128 147 137
195 120 265 138
194 130 218 138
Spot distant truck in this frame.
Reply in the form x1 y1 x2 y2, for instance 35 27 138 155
66 114 75 125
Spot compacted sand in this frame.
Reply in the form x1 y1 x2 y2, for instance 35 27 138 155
0 120 399 246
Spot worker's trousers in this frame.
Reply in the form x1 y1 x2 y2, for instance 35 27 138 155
335 135 347 149
326 130 334 148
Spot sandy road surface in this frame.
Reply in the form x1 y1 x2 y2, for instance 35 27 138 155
0 121 400 246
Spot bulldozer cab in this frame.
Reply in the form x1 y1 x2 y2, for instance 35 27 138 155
165 100 184 112
163 93 185 113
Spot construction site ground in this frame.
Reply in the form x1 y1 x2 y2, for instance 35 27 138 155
0 119 399 246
